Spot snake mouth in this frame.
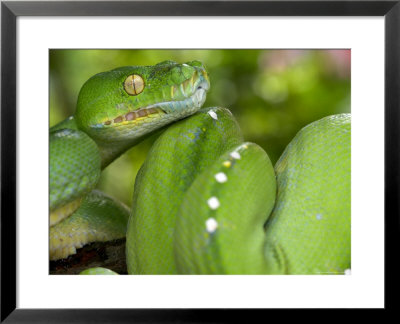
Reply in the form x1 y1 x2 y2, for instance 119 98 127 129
98 82 208 128
101 107 166 126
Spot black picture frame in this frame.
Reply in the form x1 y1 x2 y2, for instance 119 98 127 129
1 0 398 322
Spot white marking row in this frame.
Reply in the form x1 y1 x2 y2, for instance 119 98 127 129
204 134 249 233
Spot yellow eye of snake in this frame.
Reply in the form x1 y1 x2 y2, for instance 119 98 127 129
124 74 145 96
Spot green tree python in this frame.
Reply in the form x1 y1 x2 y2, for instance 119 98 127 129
50 60 351 275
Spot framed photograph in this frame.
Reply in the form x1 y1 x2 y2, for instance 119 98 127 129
1 0 398 321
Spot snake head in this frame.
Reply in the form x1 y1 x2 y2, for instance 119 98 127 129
75 60 210 144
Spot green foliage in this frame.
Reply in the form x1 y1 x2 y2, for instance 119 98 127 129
50 49 350 206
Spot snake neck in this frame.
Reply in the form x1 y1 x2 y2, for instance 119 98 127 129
96 138 143 169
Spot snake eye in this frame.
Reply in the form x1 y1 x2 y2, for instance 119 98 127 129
124 74 145 96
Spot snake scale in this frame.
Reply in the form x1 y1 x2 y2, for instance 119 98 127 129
50 60 351 275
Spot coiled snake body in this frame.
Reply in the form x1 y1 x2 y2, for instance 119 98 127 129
50 61 350 274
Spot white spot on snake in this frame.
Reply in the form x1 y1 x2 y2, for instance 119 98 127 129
205 217 218 233
344 269 351 275
230 151 241 160
207 197 220 210
208 110 218 120
215 172 227 183
316 213 322 220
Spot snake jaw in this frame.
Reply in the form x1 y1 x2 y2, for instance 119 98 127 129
93 81 209 129
100 107 166 127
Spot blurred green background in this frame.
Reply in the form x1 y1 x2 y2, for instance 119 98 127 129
50 49 350 207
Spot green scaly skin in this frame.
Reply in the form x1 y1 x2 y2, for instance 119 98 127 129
50 60 351 274
174 140 277 274
172 112 351 274
129 109 350 275
50 60 210 261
